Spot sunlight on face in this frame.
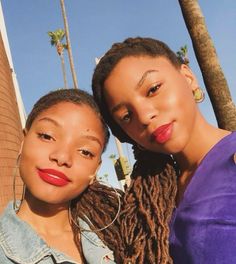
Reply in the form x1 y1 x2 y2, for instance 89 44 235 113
20 102 105 204
104 56 200 154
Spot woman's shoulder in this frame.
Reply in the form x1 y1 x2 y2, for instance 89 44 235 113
0 202 50 263
222 131 236 146
202 131 236 166
212 131 236 168
0 245 13 263
0 202 15 233
0 205 13 263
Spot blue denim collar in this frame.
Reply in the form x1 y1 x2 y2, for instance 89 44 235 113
0 202 77 264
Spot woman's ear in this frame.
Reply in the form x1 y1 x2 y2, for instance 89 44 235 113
180 64 199 90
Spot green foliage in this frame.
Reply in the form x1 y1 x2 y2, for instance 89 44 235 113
48 29 66 46
176 45 189 65
109 154 116 159
47 28 68 88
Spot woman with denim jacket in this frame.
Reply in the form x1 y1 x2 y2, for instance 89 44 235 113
0 89 118 264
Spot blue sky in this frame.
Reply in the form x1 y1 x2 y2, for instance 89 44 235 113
1 0 236 187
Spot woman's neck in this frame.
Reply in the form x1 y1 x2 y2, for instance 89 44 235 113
174 121 230 203
17 191 83 263
17 192 71 235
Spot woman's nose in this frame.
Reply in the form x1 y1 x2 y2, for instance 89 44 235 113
49 146 73 168
135 104 158 127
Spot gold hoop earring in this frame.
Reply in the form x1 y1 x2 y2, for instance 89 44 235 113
68 180 121 232
193 87 205 103
13 153 25 211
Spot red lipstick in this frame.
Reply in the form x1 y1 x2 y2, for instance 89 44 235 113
152 122 173 144
37 168 70 187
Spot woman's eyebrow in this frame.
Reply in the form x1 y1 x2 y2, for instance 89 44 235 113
136 69 159 89
81 135 102 147
38 118 102 147
111 102 126 114
37 117 60 126
111 70 159 114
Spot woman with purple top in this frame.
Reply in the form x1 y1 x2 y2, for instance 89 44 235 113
92 37 236 263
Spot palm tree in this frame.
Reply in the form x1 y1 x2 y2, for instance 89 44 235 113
178 0 236 130
60 0 78 89
48 29 68 89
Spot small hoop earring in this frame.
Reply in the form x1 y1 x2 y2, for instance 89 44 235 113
193 87 205 103
13 153 25 211
68 180 121 232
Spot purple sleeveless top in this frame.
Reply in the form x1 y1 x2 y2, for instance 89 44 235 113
170 132 236 264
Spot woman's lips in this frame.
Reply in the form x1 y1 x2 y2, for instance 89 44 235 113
37 168 70 187
152 122 173 144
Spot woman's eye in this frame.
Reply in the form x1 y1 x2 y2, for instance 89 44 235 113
147 84 160 96
38 133 54 141
80 149 94 159
120 112 131 123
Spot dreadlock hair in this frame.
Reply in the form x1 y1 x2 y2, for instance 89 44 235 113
92 37 179 263
71 181 124 263
25 88 124 263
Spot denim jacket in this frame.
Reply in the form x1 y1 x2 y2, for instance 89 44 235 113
79 219 115 263
0 202 115 264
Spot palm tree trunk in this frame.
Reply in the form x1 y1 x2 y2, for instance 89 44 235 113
114 137 131 188
60 53 68 89
114 137 124 158
60 0 79 89
178 0 236 130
